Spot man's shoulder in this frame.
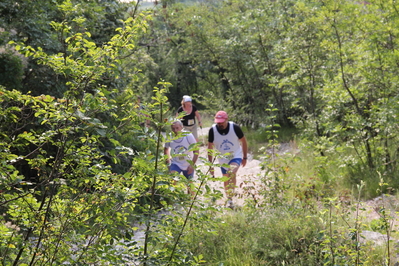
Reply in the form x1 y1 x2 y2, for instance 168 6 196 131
228 121 240 129
231 122 244 138
185 132 196 143
182 131 194 137
231 122 241 127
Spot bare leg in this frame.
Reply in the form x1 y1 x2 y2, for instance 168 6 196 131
171 170 194 197
187 181 195 197
170 170 179 186
223 162 240 200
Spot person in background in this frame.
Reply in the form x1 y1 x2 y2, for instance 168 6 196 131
207 111 248 209
176 95 202 142
164 120 199 195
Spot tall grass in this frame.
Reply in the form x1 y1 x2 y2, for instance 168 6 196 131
176 132 399 265
182 206 324 265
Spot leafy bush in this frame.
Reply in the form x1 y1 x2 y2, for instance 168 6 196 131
0 51 24 90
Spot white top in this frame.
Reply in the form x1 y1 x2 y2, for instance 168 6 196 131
164 132 196 170
212 122 243 165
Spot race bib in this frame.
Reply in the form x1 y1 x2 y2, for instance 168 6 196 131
187 119 194 125
174 145 188 161
222 154 234 160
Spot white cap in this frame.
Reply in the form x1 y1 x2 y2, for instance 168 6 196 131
183 95 192 102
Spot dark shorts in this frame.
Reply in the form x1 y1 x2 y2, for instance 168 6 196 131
221 158 243 174
170 163 194 180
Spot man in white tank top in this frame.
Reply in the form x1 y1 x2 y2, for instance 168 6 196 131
164 120 199 194
207 111 248 208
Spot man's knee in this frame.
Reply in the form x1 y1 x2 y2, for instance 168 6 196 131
228 163 240 174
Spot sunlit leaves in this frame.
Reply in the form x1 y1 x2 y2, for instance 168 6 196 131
0 3 156 264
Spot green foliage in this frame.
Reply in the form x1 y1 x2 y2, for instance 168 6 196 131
0 88 138 265
0 3 192 264
182 206 323 265
0 51 23 90
0 0 131 97
0 82 212 265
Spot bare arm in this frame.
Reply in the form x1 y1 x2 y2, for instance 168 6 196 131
187 147 199 175
240 136 248 167
192 148 199 165
207 142 215 176
195 110 202 127
164 147 171 165
207 142 214 162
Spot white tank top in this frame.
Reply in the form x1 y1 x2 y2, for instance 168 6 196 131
212 122 242 165
167 133 195 170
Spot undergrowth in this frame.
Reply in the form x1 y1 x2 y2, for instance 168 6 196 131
178 123 399 265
